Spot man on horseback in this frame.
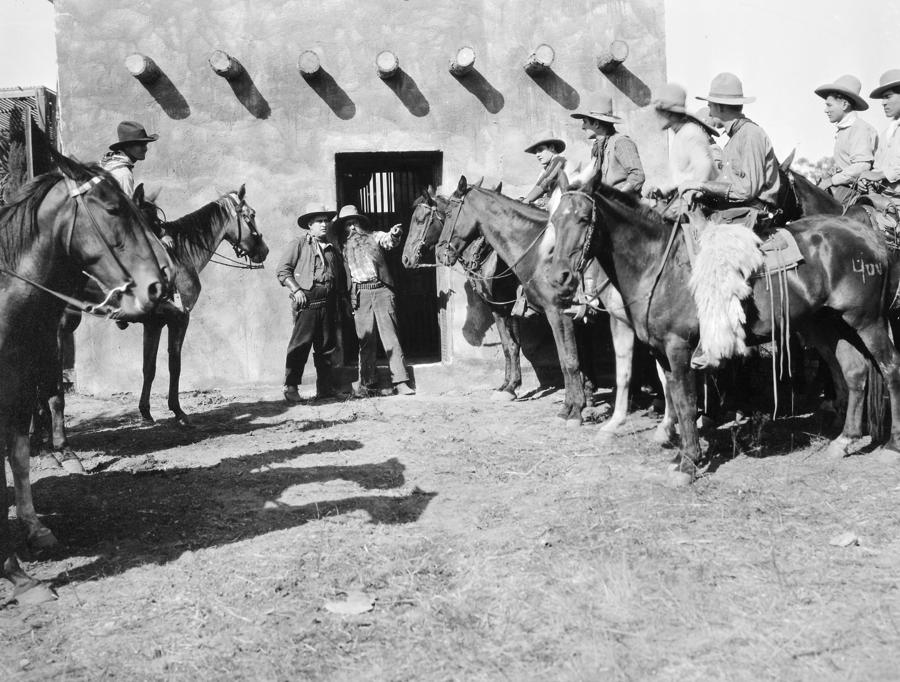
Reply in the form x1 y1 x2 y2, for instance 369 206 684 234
277 202 344 403
860 69 900 193
521 131 567 210
570 94 645 195
338 205 415 397
681 73 781 231
814 75 877 207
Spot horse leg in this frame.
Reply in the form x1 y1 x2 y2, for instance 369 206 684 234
48 323 84 473
854 322 900 455
598 313 634 435
490 310 519 400
664 344 702 485
546 307 585 426
822 338 868 459
167 313 192 427
7 411 57 551
0 418 55 604
653 360 678 445
139 321 164 423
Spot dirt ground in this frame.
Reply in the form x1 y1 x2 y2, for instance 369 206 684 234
2 375 900 681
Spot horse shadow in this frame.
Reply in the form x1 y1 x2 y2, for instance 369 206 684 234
20 445 436 588
452 69 504 114
303 68 356 120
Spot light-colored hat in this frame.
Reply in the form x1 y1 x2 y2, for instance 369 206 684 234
870 69 900 99
655 83 720 137
695 72 756 105
297 202 335 228
815 74 868 111
334 204 370 230
570 94 621 124
524 131 566 154
109 120 159 151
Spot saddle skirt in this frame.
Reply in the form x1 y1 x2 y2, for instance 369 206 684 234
753 229 804 276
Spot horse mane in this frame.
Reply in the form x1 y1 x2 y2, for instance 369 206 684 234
591 183 669 237
162 197 234 266
470 186 548 222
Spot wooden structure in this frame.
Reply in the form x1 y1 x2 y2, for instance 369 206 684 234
297 50 322 79
208 50 243 80
376 51 401 79
597 40 629 73
125 54 161 84
449 47 476 77
0 86 58 203
524 44 555 74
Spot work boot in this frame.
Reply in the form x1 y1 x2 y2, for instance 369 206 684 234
394 382 416 396
283 385 302 403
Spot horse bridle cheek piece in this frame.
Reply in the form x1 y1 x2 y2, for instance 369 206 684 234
559 191 597 274
439 194 466 261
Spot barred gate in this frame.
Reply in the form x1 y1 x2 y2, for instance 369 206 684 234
335 151 443 365
0 86 58 203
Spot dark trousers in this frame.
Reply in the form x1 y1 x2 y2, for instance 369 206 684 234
355 286 409 387
285 289 336 392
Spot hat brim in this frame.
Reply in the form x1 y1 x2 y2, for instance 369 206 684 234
335 213 370 229
655 103 688 115
570 112 621 124
297 211 336 227
870 80 900 99
695 95 756 105
109 133 159 151
685 114 720 138
524 138 566 154
814 85 868 111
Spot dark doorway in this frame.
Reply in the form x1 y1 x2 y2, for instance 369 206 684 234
334 151 443 366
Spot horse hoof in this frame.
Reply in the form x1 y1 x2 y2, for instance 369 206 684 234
58 450 86 475
141 414 155 424
28 527 58 551
34 453 63 471
665 470 694 488
565 417 583 428
491 390 516 402
174 415 194 428
13 580 57 606
823 439 852 460
652 426 676 446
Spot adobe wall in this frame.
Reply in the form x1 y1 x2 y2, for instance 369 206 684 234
54 0 667 393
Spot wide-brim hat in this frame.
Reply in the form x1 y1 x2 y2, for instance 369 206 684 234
109 120 159 150
571 93 621 124
334 204 370 229
524 131 566 154
870 69 900 99
695 72 756 105
297 202 336 228
653 82 689 115
815 74 868 111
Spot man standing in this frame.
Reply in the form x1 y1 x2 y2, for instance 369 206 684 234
860 69 900 192
682 72 781 227
570 94 645 195
337 205 414 397
276 202 344 403
814 74 877 206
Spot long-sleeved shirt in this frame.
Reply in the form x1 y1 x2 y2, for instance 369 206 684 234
719 116 781 207
830 113 878 187
276 233 337 292
343 225 401 285
593 133 645 194
99 150 136 197
659 121 718 194
874 119 900 191
524 154 567 206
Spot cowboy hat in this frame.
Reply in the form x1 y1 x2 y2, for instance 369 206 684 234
334 204 370 230
524 130 566 154
570 94 621 124
814 74 868 111
654 83 721 137
870 69 900 99
297 202 336 228
695 72 756 105
109 120 159 151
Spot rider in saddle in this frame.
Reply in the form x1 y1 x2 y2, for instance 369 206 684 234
814 75 878 208
100 120 184 325
642 83 721 221
679 73 781 233
859 70 900 207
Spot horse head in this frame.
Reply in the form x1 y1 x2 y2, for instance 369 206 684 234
436 175 481 266
50 150 171 320
225 184 269 263
402 186 447 268
547 166 601 304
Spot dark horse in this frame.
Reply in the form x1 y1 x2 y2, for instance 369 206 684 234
0 153 170 603
547 171 900 485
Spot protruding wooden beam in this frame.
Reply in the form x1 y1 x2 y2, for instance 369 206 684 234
597 40 629 74
524 44 555 75
449 46 476 77
125 54 160 84
209 50 243 80
298 50 322 79
376 50 400 79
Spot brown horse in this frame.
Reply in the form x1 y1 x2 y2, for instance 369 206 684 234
435 176 676 439
547 171 900 484
1 153 170 603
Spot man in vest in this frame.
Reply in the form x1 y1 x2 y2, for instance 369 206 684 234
814 75 878 206
338 205 414 397
570 94 645 195
860 69 900 193
276 202 345 403
680 72 781 229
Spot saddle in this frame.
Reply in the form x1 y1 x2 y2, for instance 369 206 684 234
856 194 900 250
683 212 801 275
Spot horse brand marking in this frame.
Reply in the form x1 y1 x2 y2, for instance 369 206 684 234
852 258 883 283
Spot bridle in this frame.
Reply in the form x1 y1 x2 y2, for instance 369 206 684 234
215 191 264 268
0 174 147 317
558 190 598 275
406 201 445 267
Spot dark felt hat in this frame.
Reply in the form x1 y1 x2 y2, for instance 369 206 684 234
109 121 159 151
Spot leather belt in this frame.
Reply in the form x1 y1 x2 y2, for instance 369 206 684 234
356 280 384 290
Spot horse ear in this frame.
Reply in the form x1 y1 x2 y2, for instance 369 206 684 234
147 186 161 203
456 175 467 195
495 181 503 194
427 184 436 198
132 183 145 204
238 184 246 200
559 172 570 193
780 149 796 172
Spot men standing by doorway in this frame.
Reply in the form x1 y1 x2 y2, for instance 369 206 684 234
814 75 877 206
337 205 415 397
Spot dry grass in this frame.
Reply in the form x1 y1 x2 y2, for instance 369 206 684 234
2 385 900 681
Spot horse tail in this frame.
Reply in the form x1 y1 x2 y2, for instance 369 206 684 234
689 223 763 367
